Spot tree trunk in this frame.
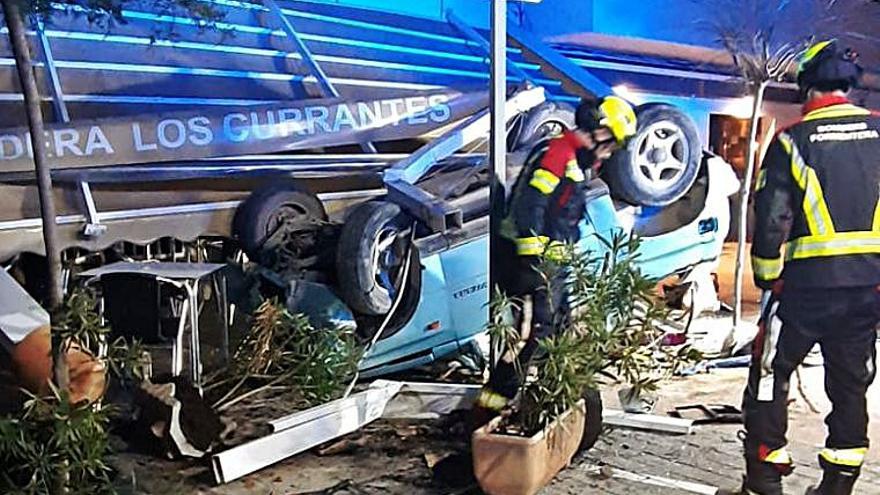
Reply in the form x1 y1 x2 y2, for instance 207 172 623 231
733 81 768 327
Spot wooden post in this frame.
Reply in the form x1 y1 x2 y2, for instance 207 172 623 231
733 81 768 327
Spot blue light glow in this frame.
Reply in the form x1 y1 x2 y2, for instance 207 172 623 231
54 59 305 81
50 4 521 64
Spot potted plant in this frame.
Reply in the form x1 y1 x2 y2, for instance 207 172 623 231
473 234 696 495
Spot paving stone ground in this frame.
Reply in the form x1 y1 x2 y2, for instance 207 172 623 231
117 362 880 494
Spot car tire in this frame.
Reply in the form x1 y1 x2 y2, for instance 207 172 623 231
604 103 702 206
336 201 410 316
510 101 575 152
233 184 326 259
579 387 604 452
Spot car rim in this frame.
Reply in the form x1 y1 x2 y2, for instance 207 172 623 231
635 120 689 189
538 120 565 139
371 226 399 299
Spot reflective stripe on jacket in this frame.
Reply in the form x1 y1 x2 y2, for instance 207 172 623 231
501 131 589 257
751 95 880 289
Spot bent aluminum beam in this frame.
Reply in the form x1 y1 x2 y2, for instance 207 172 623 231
212 380 481 484
507 21 613 100
212 381 403 484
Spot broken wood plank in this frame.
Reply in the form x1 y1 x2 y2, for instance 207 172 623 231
603 409 695 435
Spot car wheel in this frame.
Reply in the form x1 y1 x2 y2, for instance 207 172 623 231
604 103 702 206
510 101 575 152
233 184 326 259
336 201 410 316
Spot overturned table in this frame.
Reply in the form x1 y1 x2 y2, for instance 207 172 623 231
78 261 229 391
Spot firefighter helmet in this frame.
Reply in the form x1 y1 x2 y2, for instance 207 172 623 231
576 96 637 145
797 39 863 94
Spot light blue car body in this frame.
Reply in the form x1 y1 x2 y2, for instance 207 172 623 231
359 156 738 376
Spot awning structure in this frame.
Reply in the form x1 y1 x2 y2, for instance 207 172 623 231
549 32 880 106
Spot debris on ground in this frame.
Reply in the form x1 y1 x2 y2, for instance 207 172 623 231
130 378 224 459
669 404 742 424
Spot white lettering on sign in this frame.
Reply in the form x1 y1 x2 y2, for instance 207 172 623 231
428 94 450 123
188 117 213 146
85 126 114 155
132 123 157 151
404 97 428 125
224 113 249 142
0 135 24 160
357 101 380 128
277 108 305 137
383 99 405 126
0 91 461 170
250 111 276 140
305 106 330 134
333 105 357 132
54 129 83 157
157 119 187 149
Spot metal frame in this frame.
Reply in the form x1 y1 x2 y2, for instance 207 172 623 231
34 18 108 238
79 181 107 237
78 262 230 393
507 21 613 100
383 86 545 232
35 19 69 122
263 0 376 153
0 188 387 233
445 9 532 85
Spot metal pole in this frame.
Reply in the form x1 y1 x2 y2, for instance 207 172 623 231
3 3 63 311
489 0 506 367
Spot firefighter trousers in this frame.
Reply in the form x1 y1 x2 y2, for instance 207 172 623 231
486 272 570 400
743 286 880 475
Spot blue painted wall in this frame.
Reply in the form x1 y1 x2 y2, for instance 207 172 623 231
508 1 592 40
590 0 714 46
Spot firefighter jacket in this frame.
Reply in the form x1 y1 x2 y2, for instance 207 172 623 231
751 95 880 290
501 130 590 259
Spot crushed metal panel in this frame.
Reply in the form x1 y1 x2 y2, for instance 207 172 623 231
380 381 481 420
0 268 49 352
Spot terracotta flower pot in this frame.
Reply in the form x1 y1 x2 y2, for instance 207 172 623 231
10 325 106 404
472 399 586 495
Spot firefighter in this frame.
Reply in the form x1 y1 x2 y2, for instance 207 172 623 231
739 39 880 495
471 96 637 425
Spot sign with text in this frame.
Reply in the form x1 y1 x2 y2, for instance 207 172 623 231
0 90 489 173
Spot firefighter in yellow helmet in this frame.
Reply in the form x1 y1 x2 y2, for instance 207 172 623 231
471 96 637 427
737 39 879 495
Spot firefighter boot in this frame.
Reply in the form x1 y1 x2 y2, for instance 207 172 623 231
740 462 784 495
804 468 859 495
740 444 792 495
